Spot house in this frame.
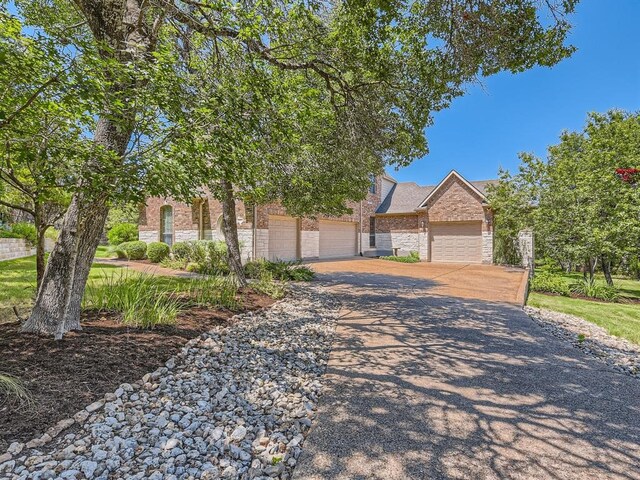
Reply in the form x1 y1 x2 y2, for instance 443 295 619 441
139 170 497 264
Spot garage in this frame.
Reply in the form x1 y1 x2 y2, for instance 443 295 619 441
319 220 357 258
268 215 298 261
430 222 482 263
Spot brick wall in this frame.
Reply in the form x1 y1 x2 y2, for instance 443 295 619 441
426 176 486 225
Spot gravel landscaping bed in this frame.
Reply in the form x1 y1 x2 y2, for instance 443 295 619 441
0 285 339 480
525 306 640 377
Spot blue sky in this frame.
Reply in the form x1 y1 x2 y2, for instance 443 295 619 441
388 0 640 185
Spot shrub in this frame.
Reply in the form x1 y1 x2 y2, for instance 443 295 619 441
245 259 315 282
380 251 420 263
160 257 187 270
112 245 127 259
83 272 180 328
0 229 20 239
171 241 192 261
119 240 147 260
107 223 138 245
251 269 287 299
147 242 170 263
9 222 37 246
569 279 620 302
530 272 569 296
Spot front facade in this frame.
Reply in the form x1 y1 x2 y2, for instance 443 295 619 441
139 170 496 264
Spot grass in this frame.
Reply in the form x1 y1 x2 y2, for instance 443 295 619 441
538 271 640 300
94 245 116 259
0 255 123 323
528 292 640 345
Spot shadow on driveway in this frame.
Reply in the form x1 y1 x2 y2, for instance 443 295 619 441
294 272 640 480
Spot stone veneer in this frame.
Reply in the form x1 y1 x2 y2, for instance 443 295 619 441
377 175 494 263
139 176 382 262
139 174 495 264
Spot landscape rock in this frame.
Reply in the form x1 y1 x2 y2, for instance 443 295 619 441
2 285 338 479
526 306 640 377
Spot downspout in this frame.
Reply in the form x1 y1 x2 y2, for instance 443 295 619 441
199 199 204 240
252 204 257 260
359 200 363 256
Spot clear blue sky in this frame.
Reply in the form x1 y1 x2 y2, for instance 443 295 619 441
388 0 640 185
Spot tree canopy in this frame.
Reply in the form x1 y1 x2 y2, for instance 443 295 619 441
488 110 640 283
1 0 580 336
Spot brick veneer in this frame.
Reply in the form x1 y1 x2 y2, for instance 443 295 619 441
139 175 382 259
375 175 494 263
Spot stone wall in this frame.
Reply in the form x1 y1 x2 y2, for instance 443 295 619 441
0 238 35 262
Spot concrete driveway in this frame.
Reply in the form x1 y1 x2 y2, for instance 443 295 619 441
294 259 640 480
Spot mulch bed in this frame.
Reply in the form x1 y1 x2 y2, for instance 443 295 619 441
537 291 640 305
0 290 274 452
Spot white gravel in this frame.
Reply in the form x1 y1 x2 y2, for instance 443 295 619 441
0 285 339 480
525 306 640 377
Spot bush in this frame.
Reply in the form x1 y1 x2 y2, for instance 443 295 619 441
147 242 170 263
119 240 147 260
171 241 192 260
8 222 37 246
530 272 569 296
380 251 420 263
0 229 20 239
244 259 315 281
168 240 229 274
251 269 287 299
112 245 127 259
83 272 180 328
569 279 620 302
107 223 138 245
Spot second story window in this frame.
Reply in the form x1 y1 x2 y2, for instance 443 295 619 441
369 174 377 194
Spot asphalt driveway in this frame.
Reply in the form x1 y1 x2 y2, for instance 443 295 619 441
294 260 640 480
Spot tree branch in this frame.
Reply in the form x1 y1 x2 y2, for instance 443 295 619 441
0 75 60 131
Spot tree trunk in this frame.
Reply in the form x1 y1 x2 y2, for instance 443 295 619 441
22 117 130 338
601 255 614 286
584 257 596 283
33 204 47 292
220 179 248 287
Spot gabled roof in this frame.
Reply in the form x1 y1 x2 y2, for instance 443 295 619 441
375 170 498 215
417 170 490 208
376 182 434 214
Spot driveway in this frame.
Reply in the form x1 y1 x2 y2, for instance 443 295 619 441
294 259 640 480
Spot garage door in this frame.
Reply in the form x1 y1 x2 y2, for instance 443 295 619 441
319 220 357 258
430 222 482 263
268 216 298 261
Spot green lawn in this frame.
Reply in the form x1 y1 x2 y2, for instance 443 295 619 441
0 255 123 323
94 245 116 259
528 271 640 345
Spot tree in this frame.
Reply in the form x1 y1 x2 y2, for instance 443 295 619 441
489 110 640 284
10 0 578 337
0 9 94 289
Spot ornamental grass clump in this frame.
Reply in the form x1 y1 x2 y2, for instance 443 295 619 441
83 272 181 328
569 279 620 302
185 276 239 309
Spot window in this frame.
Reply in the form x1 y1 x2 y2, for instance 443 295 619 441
369 174 376 194
160 205 174 246
369 217 376 247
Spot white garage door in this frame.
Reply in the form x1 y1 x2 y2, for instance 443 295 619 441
430 222 482 263
319 220 357 258
268 216 298 261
